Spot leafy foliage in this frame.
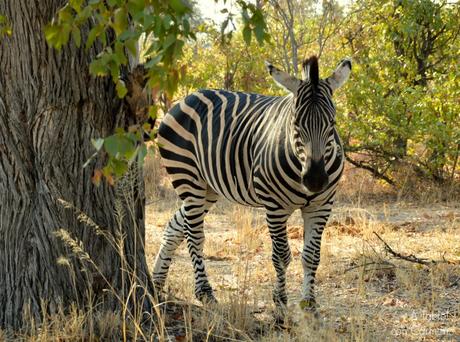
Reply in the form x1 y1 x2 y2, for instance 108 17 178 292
341 0 460 184
0 14 12 38
44 0 268 184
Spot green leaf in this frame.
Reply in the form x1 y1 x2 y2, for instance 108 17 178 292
107 0 122 6
85 24 104 50
162 33 176 50
44 25 60 44
173 39 185 58
0 15 12 37
125 38 138 57
148 105 158 119
69 0 83 12
91 138 105 151
75 6 92 23
163 15 172 30
137 143 147 166
71 26 81 47
170 0 189 14
145 54 162 67
127 0 144 13
116 79 128 98
241 8 250 23
89 58 108 76
109 60 121 80
119 30 137 41
221 18 229 35
111 158 128 176
58 6 74 23
182 18 190 34
254 22 265 44
104 134 135 158
113 8 128 35
114 41 128 64
242 26 251 45
143 12 155 28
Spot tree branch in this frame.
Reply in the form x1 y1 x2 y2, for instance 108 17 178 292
344 261 395 273
344 152 396 186
374 232 459 265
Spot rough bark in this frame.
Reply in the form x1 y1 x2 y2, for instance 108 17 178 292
0 0 153 330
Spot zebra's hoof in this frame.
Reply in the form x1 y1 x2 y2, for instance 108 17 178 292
272 290 288 308
299 298 317 312
153 291 165 304
273 314 286 329
273 310 293 330
197 292 218 305
152 282 166 303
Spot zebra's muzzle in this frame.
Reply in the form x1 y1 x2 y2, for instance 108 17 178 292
302 158 329 193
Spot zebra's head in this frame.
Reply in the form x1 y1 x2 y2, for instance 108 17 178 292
266 56 352 193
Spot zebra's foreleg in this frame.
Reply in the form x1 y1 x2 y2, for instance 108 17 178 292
300 203 332 311
183 196 216 303
152 207 186 291
266 211 292 311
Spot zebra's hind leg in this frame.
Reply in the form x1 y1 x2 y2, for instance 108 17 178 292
266 210 292 318
152 206 186 292
183 189 219 303
300 201 333 312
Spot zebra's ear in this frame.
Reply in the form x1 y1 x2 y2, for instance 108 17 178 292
265 61 301 93
326 57 352 92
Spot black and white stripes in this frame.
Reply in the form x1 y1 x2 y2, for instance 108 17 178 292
153 56 352 311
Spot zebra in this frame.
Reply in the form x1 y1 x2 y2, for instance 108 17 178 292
152 56 352 313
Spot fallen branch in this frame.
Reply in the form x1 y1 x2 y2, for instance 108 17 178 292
373 232 458 265
449 276 460 288
344 261 395 273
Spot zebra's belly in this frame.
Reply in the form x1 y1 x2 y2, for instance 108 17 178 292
203 168 314 210
199 162 265 207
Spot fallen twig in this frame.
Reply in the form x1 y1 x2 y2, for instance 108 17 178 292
344 261 395 273
373 232 458 266
449 276 460 288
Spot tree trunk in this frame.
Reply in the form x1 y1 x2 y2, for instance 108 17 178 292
0 0 153 330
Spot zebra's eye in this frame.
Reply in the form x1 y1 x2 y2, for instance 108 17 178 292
330 119 336 126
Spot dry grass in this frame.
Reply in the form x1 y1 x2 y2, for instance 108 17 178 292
2 156 459 341
143 155 460 341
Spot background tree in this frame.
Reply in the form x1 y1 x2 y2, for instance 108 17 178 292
0 0 267 330
180 24 269 94
342 0 460 184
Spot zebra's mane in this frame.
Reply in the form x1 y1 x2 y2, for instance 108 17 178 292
302 56 319 88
